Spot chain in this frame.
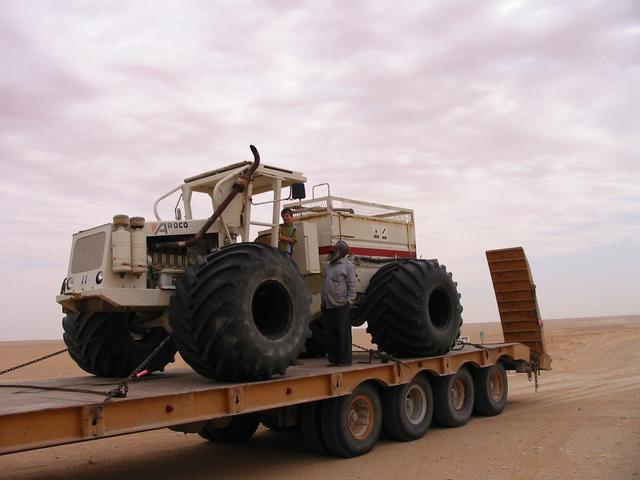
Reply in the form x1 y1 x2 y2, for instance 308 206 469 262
0 327 130 377
0 348 69 376
352 342 409 368
0 383 118 396
454 339 493 352
532 358 540 392
1 329 173 415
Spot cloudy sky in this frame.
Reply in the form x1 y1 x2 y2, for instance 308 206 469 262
1 0 638 340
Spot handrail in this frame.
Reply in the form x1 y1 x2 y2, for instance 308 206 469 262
153 185 183 221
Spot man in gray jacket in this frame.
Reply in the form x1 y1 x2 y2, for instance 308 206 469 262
321 240 357 366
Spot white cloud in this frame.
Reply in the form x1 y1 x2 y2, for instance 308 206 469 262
0 0 638 339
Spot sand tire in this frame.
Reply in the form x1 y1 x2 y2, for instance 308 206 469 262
170 243 312 381
62 312 175 377
363 259 463 357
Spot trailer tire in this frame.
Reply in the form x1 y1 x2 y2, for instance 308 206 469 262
363 259 463 357
382 374 434 441
433 367 474 427
170 243 312 381
320 383 382 457
473 362 508 416
299 401 330 454
62 312 176 378
199 414 261 442
260 414 283 431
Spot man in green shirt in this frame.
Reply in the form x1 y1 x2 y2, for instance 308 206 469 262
278 207 297 256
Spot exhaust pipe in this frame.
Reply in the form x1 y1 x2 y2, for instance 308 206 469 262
157 145 260 249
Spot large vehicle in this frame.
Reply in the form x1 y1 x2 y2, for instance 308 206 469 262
56 146 463 382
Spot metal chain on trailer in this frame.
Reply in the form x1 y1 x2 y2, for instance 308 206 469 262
527 357 540 392
91 335 174 422
0 327 130 378
452 339 491 351
0 347 70 376
351 342 409 368
0 346 123 396
0 330 173 405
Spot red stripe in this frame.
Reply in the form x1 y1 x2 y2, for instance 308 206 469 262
318 246 416 258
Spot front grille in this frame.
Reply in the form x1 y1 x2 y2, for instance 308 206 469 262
71 232 106 273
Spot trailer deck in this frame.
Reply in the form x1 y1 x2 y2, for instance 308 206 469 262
1 342 530 456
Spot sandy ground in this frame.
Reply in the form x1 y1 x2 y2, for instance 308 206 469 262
1 315 639 480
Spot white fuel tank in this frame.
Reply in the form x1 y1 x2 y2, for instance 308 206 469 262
130 216 147 275
112 215 132 273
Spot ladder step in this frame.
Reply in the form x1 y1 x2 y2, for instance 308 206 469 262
496 291 535 302
501 311 539 322
486 248 526 262
492 282 533 293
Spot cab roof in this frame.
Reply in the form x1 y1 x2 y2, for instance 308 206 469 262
183 161 306 195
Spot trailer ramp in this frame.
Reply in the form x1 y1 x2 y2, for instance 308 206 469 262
486 247 552 370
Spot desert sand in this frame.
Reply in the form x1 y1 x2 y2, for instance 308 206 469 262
1 315 639 479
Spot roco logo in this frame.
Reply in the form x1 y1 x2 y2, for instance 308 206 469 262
153 221 189 234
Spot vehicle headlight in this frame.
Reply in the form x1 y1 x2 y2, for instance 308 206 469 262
66 277 74 290
96 271 104 284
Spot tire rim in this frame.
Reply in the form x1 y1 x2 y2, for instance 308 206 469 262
404 384 427 424
451 378 467 411
348 394 375 440
489 368 505 402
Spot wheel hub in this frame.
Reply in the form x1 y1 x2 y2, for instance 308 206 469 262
489 368 505 401
348 395 375 440
404 384 427 424
451 378 466 410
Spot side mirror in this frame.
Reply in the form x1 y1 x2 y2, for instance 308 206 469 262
291 183 306 200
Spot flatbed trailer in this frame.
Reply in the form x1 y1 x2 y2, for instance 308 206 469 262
0 342 540 457
0 247 551 458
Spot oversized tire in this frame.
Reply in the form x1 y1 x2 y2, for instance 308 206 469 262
62 312 176 378
473 362 508 416
382 374 434 441
199 414 261 442
170 243 312 381
299 401 330 454
433 366 474 427
320 383 382 457
363 259 463 357
299 319 327 359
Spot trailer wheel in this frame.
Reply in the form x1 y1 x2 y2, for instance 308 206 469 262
363 259 463 357
320 383 382 457
299 401 330 454
260 414 282 431
433 367 474 427
382 374 434 441
170 243 312 381
62 312 176 378
473 362 508 416
198 414 261 442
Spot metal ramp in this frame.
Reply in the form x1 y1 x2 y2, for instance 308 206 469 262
486 247 552 370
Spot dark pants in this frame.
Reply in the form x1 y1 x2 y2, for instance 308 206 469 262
322 305 352 365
